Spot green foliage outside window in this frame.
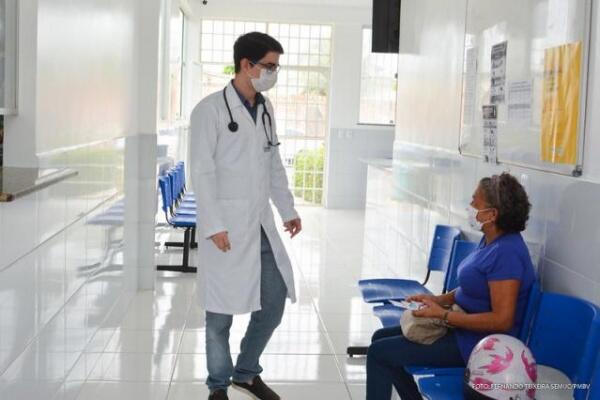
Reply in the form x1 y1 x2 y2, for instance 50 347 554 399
293 147 324 204
223 65 235 75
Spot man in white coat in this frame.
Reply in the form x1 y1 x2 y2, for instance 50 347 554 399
189 32 302 400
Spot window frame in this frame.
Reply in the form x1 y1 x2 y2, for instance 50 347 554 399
358 26 398 126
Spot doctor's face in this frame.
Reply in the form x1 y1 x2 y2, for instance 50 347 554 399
243 51 281 80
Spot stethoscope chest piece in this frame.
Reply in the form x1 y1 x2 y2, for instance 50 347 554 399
222 84 280 147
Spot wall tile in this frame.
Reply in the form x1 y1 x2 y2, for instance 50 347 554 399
0 192 38 271
542 258 598 305
37 181 67 244
0 253 39 375
325 128 394 209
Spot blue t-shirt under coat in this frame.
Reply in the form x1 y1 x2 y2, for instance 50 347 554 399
453 232 536 361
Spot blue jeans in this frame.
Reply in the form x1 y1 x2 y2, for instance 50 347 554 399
366 327 465 400
205 227 287 392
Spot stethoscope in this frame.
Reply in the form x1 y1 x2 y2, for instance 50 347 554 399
222 86 281 148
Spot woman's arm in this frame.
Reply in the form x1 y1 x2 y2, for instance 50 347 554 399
436 290 456 306
414 280 520 333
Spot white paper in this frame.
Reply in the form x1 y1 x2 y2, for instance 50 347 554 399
462 47 478 125
482 105 498 163
490 41 508 104
389 300 424 310
507 80 533 124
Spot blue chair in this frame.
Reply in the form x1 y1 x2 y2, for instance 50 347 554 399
442 240 478 292
518 279 542 342
417 291 600 400
163 168 197 249
371 240 478 329
168 168 196 215
170 163 195 207
358 225 461 304
176 161 195 199
589 357 600 399
174 166 195 202
527 293 600 400
157 176 197 273
347 230 463 358
168 168 194 207
368 240 476 374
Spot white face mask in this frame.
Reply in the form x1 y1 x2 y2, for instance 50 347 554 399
467 205 493 231
249 68 278 92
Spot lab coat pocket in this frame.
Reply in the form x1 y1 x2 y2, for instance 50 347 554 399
219 199 249 242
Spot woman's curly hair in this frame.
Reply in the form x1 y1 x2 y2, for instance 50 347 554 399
479 173 531 233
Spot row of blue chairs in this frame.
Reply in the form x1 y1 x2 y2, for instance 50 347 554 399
157 162 197 273
347 224 600 398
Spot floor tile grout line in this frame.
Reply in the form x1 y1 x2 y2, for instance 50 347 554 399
287 231 356 399
165 281 197 400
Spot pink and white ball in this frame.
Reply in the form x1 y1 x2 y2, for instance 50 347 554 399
464 334 537 400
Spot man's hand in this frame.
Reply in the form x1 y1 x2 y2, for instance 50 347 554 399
284 218 302 238
210 231 231 252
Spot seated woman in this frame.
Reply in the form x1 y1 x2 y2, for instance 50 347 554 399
366 172 536 400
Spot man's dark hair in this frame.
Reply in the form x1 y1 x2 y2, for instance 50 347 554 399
479 172 531 233
233 32 284 73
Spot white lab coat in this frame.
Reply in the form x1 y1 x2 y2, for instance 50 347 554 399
189 82 298 315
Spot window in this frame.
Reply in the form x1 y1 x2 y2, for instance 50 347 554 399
198 20 332 205
0 0 18 115
169 9 185 120
359 28 398 125
0 115 3 166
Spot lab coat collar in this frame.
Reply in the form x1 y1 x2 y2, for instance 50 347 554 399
225 81 263 127
225 82 245 110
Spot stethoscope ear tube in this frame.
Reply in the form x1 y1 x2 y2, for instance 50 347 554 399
223 85 280 146
223 88 239 132
261 106 280 147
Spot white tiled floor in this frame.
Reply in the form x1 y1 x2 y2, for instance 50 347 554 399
55 206 381 400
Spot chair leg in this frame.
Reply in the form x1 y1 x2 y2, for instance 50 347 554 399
164 241 185 248
157 228 197 273
181 228 192 269
347 346 369 357
190 227 197 249
164 228 197 249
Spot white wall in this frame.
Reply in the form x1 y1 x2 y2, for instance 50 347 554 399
376 0 600 305
325 21 395 209
187 0 395 208
0 0 159 397
327 128 394 209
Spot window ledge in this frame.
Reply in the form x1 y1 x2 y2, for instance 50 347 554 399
0 167 78 202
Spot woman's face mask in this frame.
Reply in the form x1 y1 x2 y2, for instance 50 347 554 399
467 205 493 231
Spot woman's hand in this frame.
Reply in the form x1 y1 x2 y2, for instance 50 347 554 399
412 298 446 319
406 294 439 304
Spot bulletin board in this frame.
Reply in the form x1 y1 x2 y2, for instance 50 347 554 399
458 0 592 176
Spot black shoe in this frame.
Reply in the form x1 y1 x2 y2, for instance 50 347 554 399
232 376 280 400
208 389 228 400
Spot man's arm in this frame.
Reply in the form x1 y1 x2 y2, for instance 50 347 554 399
189 102 227 240
267 101 299 224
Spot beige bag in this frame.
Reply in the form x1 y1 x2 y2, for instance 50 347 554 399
400 304 465 345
